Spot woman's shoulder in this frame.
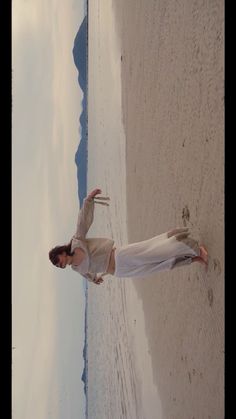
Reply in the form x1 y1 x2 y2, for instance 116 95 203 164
71 236 87 251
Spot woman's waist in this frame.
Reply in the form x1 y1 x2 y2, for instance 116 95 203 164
106 247 116 275
88 247 114 272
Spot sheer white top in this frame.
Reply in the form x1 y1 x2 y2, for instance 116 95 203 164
70 198 114 282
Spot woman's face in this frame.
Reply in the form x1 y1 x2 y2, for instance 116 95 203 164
56 252 68 269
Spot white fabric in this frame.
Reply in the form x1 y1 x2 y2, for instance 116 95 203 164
71 237 114 279
71 197 114 282
114 230 199 278
71 237 90 273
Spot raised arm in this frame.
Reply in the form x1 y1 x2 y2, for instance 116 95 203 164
75 189 102 239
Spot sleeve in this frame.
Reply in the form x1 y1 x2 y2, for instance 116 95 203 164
75 198 95 239
82 272 97 283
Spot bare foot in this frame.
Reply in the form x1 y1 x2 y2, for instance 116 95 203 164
199 245 208 264
197 245 208 272
192 246 208 272
192 256 206 266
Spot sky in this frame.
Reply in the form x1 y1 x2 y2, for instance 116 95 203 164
12 1 87 417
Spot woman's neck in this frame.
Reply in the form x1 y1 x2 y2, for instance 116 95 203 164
67 255 73 265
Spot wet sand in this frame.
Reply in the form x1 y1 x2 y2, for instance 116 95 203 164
113 1 224 418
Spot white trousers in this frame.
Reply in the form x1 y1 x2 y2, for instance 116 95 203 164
114 228 200 278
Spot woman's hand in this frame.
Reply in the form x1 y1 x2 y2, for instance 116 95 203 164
87 188 102 200
94 276 104 285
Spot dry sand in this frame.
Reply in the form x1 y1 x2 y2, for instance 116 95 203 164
113 1 224 418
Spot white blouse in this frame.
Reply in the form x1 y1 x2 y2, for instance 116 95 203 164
70 198 114 282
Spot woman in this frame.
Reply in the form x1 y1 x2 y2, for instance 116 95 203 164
49 188 208 285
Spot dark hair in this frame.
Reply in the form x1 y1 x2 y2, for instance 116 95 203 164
49 240 73 266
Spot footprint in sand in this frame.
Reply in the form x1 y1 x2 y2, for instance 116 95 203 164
188 371 192 384
182 205 190 226
212 258 222 275
207 288 214 307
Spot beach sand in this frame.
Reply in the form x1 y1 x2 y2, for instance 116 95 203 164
113 1 224 418
87 1 224 417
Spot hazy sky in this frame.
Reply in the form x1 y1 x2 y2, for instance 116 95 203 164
12 1 87 417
